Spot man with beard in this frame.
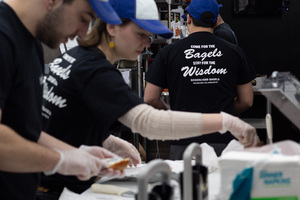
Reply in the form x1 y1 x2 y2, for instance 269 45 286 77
0 0 126 199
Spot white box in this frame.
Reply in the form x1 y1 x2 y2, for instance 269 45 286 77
218 151 300 200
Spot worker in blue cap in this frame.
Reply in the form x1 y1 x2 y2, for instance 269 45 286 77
145 0 257 159
0 0 125 199
182 3 238 44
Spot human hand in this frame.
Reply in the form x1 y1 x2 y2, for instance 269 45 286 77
220 112 262 147
79 145 127 178
103 135 141 166
44 148 108 181
98 167 125 179
79 145 117 159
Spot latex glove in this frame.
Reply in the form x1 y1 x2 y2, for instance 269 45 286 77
79 145 124 178
220 112 262 147
79 145 117 159
44 148 107 181
103 135 141 166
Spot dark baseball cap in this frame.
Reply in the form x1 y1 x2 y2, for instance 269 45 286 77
183 0 220 23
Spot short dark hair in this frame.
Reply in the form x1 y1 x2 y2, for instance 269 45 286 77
189 12 216 28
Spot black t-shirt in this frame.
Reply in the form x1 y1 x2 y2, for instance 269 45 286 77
41 46 143 193
214 23 238 45
146 32 255 145
0 2 44 200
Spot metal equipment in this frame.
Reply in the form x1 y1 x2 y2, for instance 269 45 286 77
136 159 172 200
182 143 208 200
258 71 300 130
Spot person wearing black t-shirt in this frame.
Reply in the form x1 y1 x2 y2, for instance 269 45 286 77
145 0 256 159
214 14 238 45
40 0 261 198
182 4 238 45
0 0 126 199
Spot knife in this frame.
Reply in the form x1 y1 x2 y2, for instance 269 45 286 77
91 183 135 198
265 114 273 144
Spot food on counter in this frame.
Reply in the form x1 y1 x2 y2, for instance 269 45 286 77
104 157 130 171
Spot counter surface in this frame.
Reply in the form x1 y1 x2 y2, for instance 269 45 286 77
58 161 221 200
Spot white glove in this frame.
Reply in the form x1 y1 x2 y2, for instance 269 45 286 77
220 112 262 147
44 148 107 181
103 135 141 166
79 145 124 178
79 145 118 159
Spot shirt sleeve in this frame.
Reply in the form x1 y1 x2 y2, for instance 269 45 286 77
237 48 256 85
146 47 169 88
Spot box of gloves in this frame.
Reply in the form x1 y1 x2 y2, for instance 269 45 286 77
218 150 300 200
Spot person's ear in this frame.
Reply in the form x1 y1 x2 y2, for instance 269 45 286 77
187 14 192 24
106 24 117 37
46 0 62 11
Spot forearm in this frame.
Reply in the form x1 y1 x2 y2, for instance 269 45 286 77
0 124 59 172
144 83 169 110
234 98 252 114
118 104 223 140
38 131 75 150
235 83 254 114
146 98 169 110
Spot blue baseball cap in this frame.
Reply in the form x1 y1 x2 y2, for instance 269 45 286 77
109 0 173 39
185 0 220 24
88 0 122 25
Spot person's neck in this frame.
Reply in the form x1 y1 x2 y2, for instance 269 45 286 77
97 42 119 65
188 26 213 34
214 15 224 28
5 0 46 37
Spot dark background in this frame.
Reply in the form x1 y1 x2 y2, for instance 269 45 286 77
218 0 300 143
219 0 300 77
